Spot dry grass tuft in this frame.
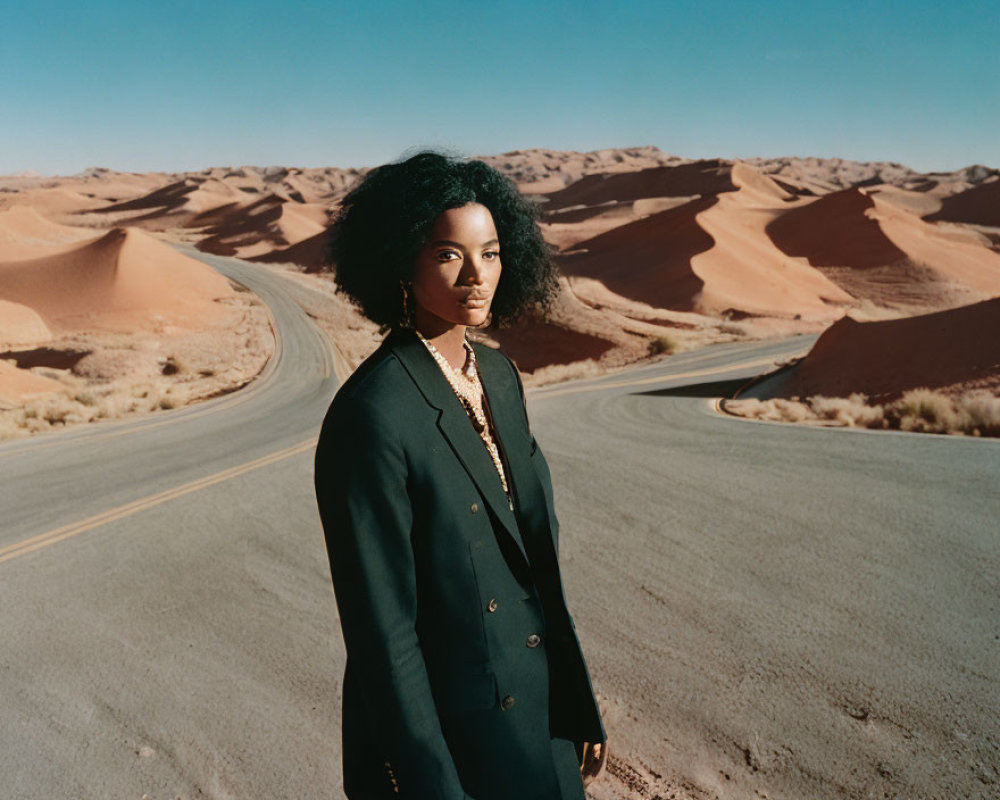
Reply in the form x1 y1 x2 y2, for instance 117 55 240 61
647 335 677 357
725 388 1000 438
526 358 603 386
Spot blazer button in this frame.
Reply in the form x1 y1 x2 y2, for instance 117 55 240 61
470 502 479 513
487 597 498 612
526 633 541 648
501 695 515 710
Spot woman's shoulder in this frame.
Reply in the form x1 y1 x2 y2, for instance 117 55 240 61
327 353 409 423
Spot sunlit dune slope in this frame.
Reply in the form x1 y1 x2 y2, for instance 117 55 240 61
0 298 52 346
0 227 237 332
557 163 852 320
766 188 1000 310
0 206 102 259
0 360 64 404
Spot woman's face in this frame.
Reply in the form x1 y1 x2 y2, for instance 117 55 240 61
411 203 502 332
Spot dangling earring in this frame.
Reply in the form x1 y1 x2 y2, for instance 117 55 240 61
399 280 414 328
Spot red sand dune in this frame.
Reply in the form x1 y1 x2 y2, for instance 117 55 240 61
249 229 329 272
924 180 1000 227
542 160 735 212
557 196 716 311
0 227 237 332
557 163 853 320
766 188 908 268
91 178 245 230
191 194 327 260
489 318 616 372
766 297 1000 400
765 187 1000 310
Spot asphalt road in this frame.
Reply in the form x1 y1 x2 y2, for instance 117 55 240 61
1 253 997 800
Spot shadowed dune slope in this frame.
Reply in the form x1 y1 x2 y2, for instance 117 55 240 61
764 298 1000 400
250 229 330 272
542 160 735 212
556 196 715 311
192 195 327 260
924 180 1000 227
489 319 615 373
0 227 236 331
766 188 908 268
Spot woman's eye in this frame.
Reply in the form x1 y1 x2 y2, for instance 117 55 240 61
437 250 460 262
483 250 500 260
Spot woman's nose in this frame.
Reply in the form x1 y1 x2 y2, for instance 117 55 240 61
461 257 488 284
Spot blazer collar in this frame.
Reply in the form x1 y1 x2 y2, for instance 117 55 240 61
387 327 540 586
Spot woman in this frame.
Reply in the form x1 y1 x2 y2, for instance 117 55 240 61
314 151 607 800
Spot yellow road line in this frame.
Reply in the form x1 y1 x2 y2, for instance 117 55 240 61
0 438 316 566
537 356 787 399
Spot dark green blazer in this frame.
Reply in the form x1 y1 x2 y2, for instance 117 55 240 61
314 326 606 800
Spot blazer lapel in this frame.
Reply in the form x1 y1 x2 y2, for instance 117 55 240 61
474 344 553 555
389 329 533 583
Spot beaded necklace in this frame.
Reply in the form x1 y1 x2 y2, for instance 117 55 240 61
415 330 513 510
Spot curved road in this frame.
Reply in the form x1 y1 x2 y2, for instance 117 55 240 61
1 252 997 799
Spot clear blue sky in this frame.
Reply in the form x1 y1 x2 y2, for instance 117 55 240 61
1 0 996 175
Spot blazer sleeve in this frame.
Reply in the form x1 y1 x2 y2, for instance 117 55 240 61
314 395 474 800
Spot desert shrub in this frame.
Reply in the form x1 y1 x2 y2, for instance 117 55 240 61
957 391 1000 436
648 335 676 356
726 386 1000 437
809 394 886 428
891 388 962 434
724 397 813 423
528 358 602 386
0 410 30 441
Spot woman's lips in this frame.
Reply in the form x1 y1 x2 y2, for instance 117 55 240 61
461 294 490 308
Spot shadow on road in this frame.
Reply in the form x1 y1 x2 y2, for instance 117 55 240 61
635 377 750 399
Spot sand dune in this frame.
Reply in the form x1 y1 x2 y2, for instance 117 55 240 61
557 164 852 320
249 229 330 271
0 206 103 260
479 146 678 193
0 298 52 346
924 179 1000 227
543 159 735 213
759 298 1000 401
92 178 245 228
765 188 1000 311
558 196 716 311
0 360 64 404
767 188 907 268
2 148 998 391
190 194 328 260
0 227 237 332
